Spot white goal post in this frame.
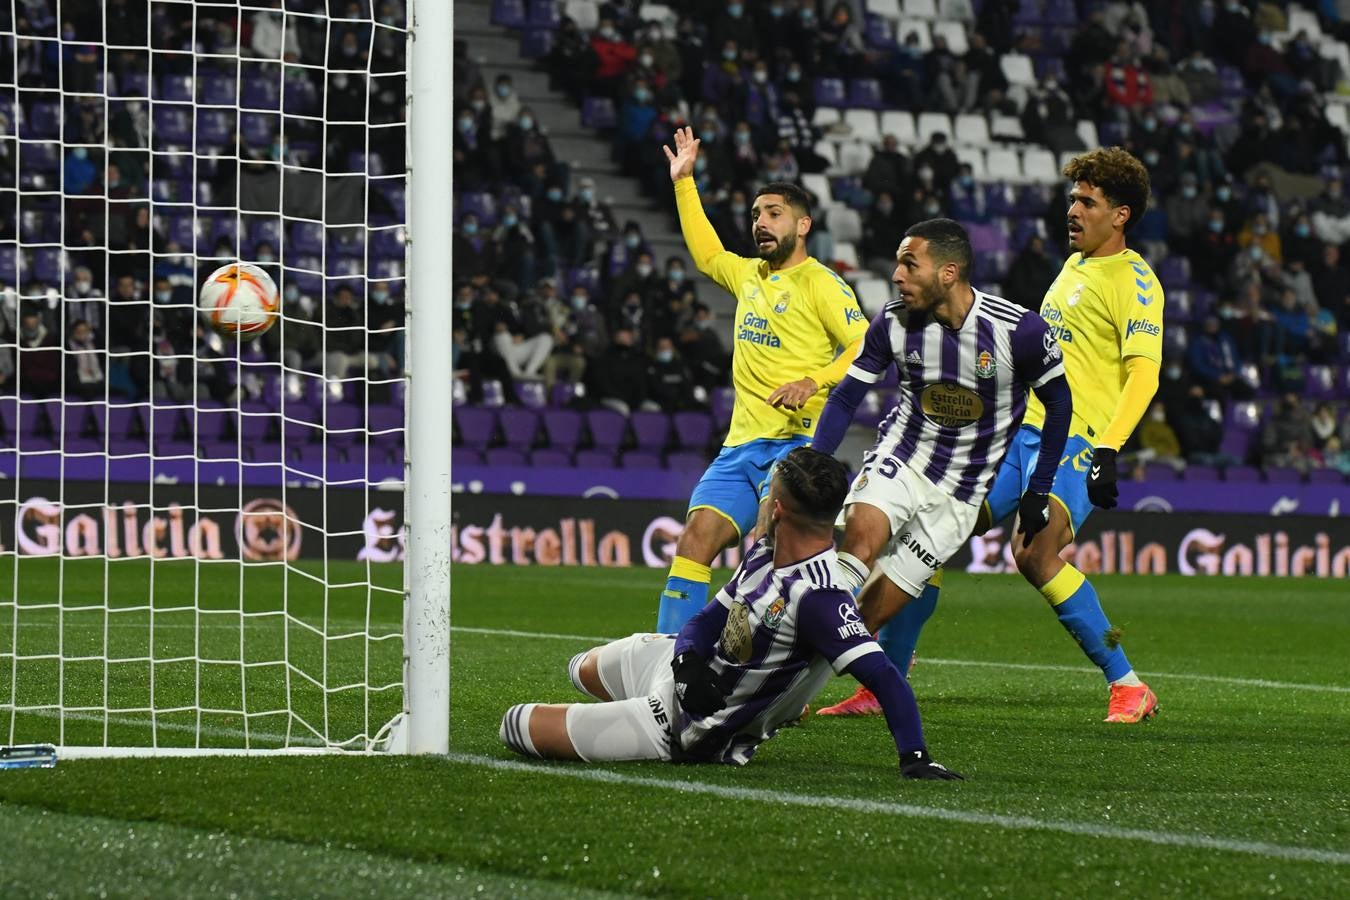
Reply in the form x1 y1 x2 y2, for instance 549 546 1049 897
0 0 450 757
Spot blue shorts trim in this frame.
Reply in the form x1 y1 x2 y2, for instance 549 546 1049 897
984 426 1095 537
687 436 812 537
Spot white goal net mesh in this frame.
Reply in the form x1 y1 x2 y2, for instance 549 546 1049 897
0 0 410 752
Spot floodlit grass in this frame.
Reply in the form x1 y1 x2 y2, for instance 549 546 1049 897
1 563 1347 897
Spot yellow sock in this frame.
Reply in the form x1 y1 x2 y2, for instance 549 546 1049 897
669 555 711 585
1039 564 1086 607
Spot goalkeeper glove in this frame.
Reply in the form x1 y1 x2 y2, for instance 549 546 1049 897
672 652 726 717
1016 490 1051 542
1086 447 1119 509
900 749 964 781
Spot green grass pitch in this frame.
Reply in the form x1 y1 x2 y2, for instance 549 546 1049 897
0 560 1347 898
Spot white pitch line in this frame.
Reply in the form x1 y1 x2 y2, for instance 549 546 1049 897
447 752 1350 867
451 626 1350 695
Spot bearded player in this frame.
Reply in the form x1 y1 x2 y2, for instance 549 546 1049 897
819 148 1162 724
654 127 867 634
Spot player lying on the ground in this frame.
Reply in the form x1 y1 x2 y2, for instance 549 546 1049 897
807 219 1073 704
654 126 867 635
500 447 962 780
822 149 1161 724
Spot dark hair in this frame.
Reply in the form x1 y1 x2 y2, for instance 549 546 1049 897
754 181 812 218
774 447 850 525
1062 146 1151 233
903 217 972 281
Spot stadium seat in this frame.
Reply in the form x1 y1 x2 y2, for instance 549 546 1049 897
485 448 529 468
527 0 561 28
988 113 1025 141
519 28 555 59
847 78 885 110
955 146 987 179
814 78 847 109
575 449 615 468
630 411 671 451
930 19 968 54
837 141 873 175
842 109 880 144
985 148 1022 183
829 205 864 243
581 95 616 130
800 173 833 206
865 0 902 20
1265 467 1303 485
451 448 485 468
902 0 938 18
1309 468 1346 485
709 387 735 427
1075 119 1099 149
1000 53 1036 88
812 107 843 130
862 14 897 49
953 113 990 147
814 141 840 172
621 450 664 469
455 407 497 451
880 110 918 147
1022 148 1059 183
854 278 892 316
672 411 714 451
491 0 527 27
833 242 859 270
563 0 599 31
530 448 572 467
666 450 708 471
938 0 975 20
916 112 952 148
1013 0 1044 24
542 409 583 452
897 21 931 50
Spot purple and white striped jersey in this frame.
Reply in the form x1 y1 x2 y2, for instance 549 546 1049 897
847 288 1065 504
676 539 882 765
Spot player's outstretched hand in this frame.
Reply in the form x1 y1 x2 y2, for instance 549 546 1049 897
672 651 726 717
1086 447 1119 509
662 126 701 183
900 749 965 781
767 376 819 412
1016 490 1051 542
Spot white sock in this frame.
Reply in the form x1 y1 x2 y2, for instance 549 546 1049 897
836 552 871 595
499 703 541 757
1110 670 1143 688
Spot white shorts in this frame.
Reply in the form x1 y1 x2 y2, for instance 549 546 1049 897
845 455 979 597
564 633 676 763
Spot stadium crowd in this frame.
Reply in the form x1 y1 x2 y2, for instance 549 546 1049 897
455 0 1350 476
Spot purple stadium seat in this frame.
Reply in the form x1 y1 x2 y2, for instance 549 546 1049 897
1218 66 1245 97
1225 465 1261 483
813 77 846 109
519 27 555 59
530 448 572 467
0 245 17 284
666 451 708 472
672 410 714 451
324 405 362 448
452 447 485 468
22 102 58 139
621 450 665 469
455 406 497 450
1 396 22 445
241 77 280 110
847 78 885 110
1304 365 1336 400
586 408 629 451
575 449 614 468
1141 463 1181 482
1264 466 1303 484
1157 255 1191 289
491 0 527 27
480 380 507 408
580 96 617 130
159 75 194 102
114 70 149 97
527 0 560 28
1309 468 1346 485
152 106 192 144
1184 464 1220 482
984 183 1016 217
486 448 529 467
201 74 237 106
499 408 540 450
863 15 897 50
630 411 671 451
1014 0 1044 24
197 110 232 146
542 408 583 451
710 387 735 427
515 380 547 409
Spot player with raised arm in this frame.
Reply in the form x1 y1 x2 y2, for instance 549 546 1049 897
820 149 1162 724
499 447 961 780
653 127 868 635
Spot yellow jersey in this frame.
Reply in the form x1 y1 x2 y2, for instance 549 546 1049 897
1023 248 1164 442
674 179 867 446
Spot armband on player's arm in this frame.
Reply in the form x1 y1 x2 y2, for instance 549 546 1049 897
1098 356 1161 450
804 337 864 392
1027 374 1072 494
672 598 729 658
810 374 869 455
673 177 728 272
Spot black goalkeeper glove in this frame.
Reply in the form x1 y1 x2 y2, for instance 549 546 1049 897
900 749 964 781
672 652 726 717
1087 447 1119 509
1016 490 1051 542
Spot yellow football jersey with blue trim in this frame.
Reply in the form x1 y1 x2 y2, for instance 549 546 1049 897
1023 248 1164 442
700 254 868 446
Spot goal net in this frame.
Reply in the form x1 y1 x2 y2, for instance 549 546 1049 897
0 0 449 756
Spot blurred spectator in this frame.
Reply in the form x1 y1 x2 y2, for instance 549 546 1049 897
324 286 373 382
452 214 497 282
863 193 905 274
1174 385 1238 466
1004 235 1057 311
1164 174 1207 252
1187 315 1252 401
1309 242 1350 329
65 318 104 399
591 19 637 96
761 138 800 184
1137 401 1184 470
454 106 494 190
647 336 699 412
545 284 607 388
586 326 649 415
1022 77 1082 155
368 283 404 376
617 80 659 172
612 289 649 348
1281 213 1320 268
502 108 563 189
545 17 599 100
492 204 537 291
1309 177 1350 245
774 91 829 173
679 303 728 390
1237 212 1281 265
575 177 618 243
107 275 149 399
1311 402 1339 450
452 323 514 405
17 310 60 398
611 252 663 311
1145 45 1191 112
488 74 521 141
863 134 910 200
913 132 959 195
1192 207 1238 287
1321 437 1350 475
818 2 864 76
65 147 97 194
1261 393 1315 471
1267 288 1312 362
711 3 758 59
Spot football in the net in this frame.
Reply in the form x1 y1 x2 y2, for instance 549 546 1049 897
198 262 280 341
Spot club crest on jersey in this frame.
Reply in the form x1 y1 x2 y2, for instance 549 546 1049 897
854 473 869 492
974 350 996 379
1066 285 1085 307
773 291 791 314
762 597 787 629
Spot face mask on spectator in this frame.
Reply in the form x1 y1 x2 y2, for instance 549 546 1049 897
769 3 785 17
924 201 941 216
1178 122 1192 135
634 87 652 103
1181 185 1197 199
73 147 88 160
786 67 801 82
668 268 685 283
470 99 486 112
657 349 674 363
547 187 563 202
1216 186 1231 202
502 213 519 228
1252 223 1267 235
75 279 91 293
694 156 708 173
599 26 617 41
462 221 478 236
800 8 815 23
727 3 743 17
571 293 588 309
958 173 973 188
1208 219 1223 233
285 285 301 302
1143 151 1160 166
877 200 893 215
917 166 934 182
722 48 737 62
580 188 594 202
735 130 751 145
519 115 533 130
155 289 172 302
257 251 275 263
1248 245 1262 260
625 233 641 248
372 289 390 303
1295 222 1311 237
636 262 653 277
496 83 512 98
1142 117 1157 132
639 53 654 68
458 117 475 133
753 69 768 84
1165 365 1182 380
